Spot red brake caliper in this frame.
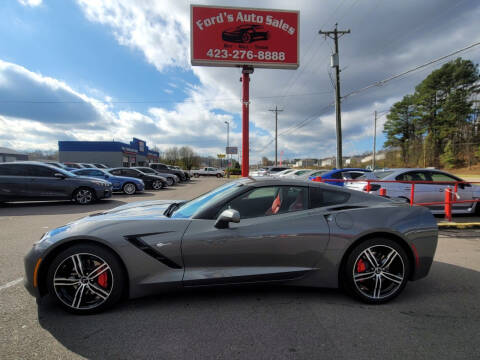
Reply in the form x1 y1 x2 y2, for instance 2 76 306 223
357 258 366 273
97 272 108 288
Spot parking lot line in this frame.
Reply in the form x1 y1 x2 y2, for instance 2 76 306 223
0 277 23 291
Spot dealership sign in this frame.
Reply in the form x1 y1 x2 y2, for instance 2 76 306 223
191 5 299 69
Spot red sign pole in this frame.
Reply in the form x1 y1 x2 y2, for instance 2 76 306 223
241 66 253 177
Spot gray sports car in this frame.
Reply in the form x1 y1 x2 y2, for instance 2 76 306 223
24 177 438 314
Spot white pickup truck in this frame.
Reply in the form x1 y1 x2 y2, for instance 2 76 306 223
191 167 225 178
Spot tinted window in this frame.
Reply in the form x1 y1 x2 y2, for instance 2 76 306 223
110 169 122 176
429 172 459 182
309 187 350 209
75 170 90 176
330 171 343 179
122 169 139 177
26 165 57 177
396 171 429 181
0 164 28 176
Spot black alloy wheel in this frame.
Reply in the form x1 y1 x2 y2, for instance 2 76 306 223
46 244 124 314
344 238 410 304
166 177 174 186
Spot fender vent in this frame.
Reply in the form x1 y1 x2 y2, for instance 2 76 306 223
125 235 182 269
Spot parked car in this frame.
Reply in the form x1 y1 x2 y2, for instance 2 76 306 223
71 168 144 195
108 167 167 190
271 169 296 177
24 177 438 314
62 162 84 169
133 167 178 187
345 168 480 214
310 168 371 186
191 167 225 178
168 165 190 180
0 161 112 204
251 166 290 177
250 167 269 176
284 169 319 179
149 163 187 181
93 163 109 169
79 163 96 168
42 161 70 170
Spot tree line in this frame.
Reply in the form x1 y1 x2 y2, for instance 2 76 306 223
383 58 479 169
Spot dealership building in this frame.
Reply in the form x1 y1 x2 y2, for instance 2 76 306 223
58 138 160 167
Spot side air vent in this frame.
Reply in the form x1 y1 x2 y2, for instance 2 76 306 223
327 205 366 212
125 235 182 269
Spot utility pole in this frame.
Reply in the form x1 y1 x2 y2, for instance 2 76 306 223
372 110 377 169
319 23 350 169
224 120 230 178
269 106 283 165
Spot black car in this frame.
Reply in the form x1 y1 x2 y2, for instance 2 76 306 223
0 161 112 204
108 167 167 190
149 163 187 181
222 24 269 43
168 165 190 180
132 167 178 187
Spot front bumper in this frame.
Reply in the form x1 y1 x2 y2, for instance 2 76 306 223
24 245 43 298
95 186 113 199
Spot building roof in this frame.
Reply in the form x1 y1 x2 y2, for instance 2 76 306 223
0 147 27 155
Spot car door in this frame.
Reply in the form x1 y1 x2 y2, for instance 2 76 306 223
428 171 473 212
24 165 68 199
181 185 330 285
0 164 31 200
393 171 432 204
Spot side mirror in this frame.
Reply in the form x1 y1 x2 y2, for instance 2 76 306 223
54 173 66 179
215 209 240 229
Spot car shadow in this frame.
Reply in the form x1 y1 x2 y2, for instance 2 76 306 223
37 261 480 360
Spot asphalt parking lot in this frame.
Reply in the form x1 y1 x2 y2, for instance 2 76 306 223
1 177 479 360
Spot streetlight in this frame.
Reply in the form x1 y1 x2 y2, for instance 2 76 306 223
225 121 230 177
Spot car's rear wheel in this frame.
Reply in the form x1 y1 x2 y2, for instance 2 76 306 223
343 238 410 304
194 173 199 178
216 173 221 178
73 188 96 205
166 177 174 186
122 182 136 195
46 244 125 314
152 180 163 190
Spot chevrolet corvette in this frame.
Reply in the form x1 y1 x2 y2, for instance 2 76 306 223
24 177 438 314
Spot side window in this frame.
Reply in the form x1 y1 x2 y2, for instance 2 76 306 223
396 172 429 181
90 170 104 176
110 169 122 176
0 164 28 176
27 165 56 177
75 170 89 176
330 172 343 179
429 172 458 183
309 187 350 209
222 186 307 219
123 169 139 177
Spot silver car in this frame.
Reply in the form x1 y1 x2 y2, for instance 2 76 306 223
24 177 437 314
345 168 480 214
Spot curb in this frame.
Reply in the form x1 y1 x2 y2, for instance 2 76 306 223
437 222 480 229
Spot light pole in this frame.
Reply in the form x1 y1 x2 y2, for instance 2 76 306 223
225 121 230 177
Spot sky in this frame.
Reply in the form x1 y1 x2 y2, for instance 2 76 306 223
0 0 479 163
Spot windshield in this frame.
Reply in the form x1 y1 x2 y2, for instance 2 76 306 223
171 181 243 219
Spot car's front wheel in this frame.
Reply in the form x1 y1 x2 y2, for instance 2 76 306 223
194 173 199 178
73 188 96 205
152 180 163 190
216 173 221 178
343 238 410 304
46 244 125 314
122 182 136 195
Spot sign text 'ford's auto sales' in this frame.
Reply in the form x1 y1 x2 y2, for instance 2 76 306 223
191 5 299 69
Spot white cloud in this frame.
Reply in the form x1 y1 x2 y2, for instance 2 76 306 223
17 0 42 7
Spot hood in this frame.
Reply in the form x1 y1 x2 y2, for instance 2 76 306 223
93 199 186 220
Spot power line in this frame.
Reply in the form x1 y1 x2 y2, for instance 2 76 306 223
342 41 480 101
